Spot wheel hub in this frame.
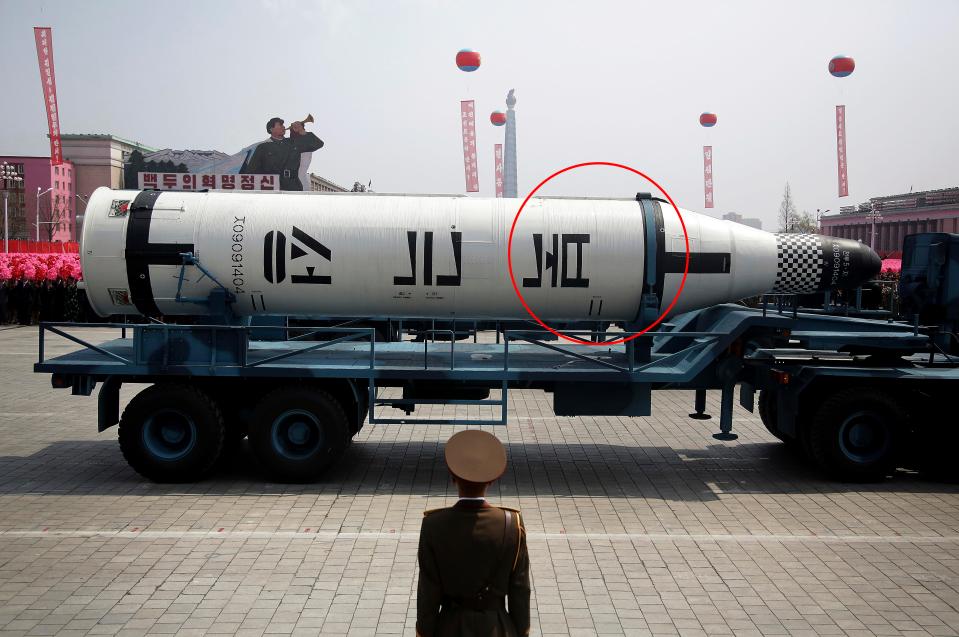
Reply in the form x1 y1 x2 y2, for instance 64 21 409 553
142 410 197 461
838 410 890 464
271 409 324 460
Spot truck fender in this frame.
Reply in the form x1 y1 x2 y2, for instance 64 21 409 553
97 376 123 432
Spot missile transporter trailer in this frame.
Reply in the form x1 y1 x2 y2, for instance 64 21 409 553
33 232 959 484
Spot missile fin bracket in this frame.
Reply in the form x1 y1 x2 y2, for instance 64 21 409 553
174 252 237 320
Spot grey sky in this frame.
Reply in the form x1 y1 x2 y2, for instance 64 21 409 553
2 0 957 229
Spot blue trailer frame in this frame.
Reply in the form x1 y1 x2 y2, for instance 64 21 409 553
35 301 953 436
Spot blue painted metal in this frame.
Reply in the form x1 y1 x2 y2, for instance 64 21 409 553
33 301 959 433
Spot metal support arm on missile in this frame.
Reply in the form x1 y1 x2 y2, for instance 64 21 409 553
174 252 237 322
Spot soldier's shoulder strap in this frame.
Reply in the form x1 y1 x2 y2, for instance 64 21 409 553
499 507 524 527
497 508 525 572
423 508 443 517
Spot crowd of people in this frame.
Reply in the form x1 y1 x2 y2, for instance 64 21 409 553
0 277 89 325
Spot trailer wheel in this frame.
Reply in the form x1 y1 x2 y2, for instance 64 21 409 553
118 384 225 483
248 387 350 482
809 387 904 481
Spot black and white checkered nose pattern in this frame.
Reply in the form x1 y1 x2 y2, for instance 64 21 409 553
772 234 824 294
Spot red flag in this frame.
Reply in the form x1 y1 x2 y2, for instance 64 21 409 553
703 146 714 208
494 144 504 198
460 101 478 193
836 105 849 197
34 27 63 165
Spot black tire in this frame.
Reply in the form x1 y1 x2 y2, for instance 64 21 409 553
248 387 350 482
118 384 225 483
916 396 959 482
809 387 905 481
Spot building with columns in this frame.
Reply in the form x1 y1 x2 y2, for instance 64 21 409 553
819 187 959 257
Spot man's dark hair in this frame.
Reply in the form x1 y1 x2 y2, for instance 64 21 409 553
266 117 284 133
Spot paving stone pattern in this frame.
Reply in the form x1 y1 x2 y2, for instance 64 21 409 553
2 325 959 635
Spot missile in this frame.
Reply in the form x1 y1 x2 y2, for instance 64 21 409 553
80 188 881 321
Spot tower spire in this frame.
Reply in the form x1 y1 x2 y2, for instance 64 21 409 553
504 89 518 198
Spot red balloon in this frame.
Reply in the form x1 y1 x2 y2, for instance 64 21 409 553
699 112 717 127
829 55 855 78
456 49 481 72
490 111 507 126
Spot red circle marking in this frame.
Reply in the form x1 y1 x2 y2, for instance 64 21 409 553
506 162 690 346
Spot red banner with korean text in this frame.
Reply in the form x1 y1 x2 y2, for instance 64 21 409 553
836 105 848 197
34 27 62 165
461 101 479 193
494 144 504 198
703 146 714 208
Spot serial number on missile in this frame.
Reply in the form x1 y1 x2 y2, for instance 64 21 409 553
231 216 246 294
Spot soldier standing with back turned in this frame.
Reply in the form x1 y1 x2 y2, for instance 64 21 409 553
416 430 531 637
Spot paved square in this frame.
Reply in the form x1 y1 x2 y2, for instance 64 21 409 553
2 325 959 636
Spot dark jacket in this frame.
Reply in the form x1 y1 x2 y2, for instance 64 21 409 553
417 500 531 637
242 132 323 191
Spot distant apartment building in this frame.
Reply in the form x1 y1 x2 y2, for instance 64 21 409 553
721 211 762 230
820 187 959 256
0 155 76 242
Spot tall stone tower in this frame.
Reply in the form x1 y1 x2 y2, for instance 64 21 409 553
503 89 518 198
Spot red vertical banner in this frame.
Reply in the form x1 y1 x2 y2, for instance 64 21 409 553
703 145 714 208
460 100 479 192
34 27 62 165
494 144 504 198
836 105 848 197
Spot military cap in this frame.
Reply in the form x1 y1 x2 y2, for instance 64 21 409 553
444 430 508 483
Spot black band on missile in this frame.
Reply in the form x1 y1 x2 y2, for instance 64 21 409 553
662 251 731 274
125 190 195 317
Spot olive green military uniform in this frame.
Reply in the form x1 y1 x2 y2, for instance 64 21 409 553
417 500 530 637
242 132 323 191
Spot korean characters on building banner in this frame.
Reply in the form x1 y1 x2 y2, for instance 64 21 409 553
33 27 62 165
494 144 504 198
460 101 479 193
836 105 849 197
703 146 714 209
138 173 279 191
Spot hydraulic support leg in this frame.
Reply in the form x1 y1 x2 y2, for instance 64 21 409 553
689 389 712 420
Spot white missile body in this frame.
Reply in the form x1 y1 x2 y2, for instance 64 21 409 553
80 188 880 321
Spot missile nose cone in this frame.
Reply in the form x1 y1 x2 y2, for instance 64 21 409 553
818 236 882 291
771 234 883 294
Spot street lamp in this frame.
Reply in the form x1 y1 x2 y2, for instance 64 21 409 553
865 208 883 250
36 186 53 242
815 208 831 231
1 162 24 253
75 194 88 242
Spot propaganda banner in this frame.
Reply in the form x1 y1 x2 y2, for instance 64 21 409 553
836 105 849 197
461 101 479 192
703 146 714 209
34 27 62 165
494 144 504 198
138 173 280 191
